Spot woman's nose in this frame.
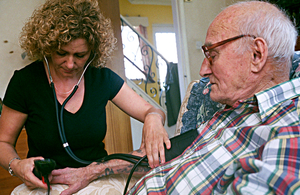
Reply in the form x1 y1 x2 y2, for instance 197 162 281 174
199 58 212 77
65 56 75 69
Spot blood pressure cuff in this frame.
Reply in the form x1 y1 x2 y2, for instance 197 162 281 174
164 128 198 162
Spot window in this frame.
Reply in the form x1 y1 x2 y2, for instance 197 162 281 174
153 24 178 89
121 26 146 80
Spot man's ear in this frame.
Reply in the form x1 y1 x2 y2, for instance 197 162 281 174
251 37 268 73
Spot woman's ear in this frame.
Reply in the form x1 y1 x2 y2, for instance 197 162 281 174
251 37 268 73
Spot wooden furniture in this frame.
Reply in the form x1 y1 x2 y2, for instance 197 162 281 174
99 0 133 155
0 129 28 195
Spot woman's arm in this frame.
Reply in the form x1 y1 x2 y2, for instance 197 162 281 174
0 105 46 190
0 105 27 170
112 83 171 168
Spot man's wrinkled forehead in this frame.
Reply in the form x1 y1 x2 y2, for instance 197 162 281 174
207 1 275 38
207 7 240 40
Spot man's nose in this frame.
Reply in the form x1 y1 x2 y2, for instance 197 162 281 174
199 58 212 77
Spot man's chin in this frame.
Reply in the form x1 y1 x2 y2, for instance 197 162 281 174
210 92 224 104
209 93 218 102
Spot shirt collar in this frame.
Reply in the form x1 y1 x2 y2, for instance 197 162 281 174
255 77 300 121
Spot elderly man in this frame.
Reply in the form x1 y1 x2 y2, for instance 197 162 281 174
128 1 300 194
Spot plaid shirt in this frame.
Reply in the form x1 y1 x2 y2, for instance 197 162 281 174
128 78 300 195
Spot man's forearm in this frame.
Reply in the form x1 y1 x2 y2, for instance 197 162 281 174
96 160 150 178
87 149 150 181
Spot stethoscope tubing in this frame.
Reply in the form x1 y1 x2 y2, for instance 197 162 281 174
44 55 148 194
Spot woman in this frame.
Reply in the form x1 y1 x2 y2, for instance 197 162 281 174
0 0 170 193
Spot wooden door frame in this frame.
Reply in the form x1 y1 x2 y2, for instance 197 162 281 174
98 0 133 154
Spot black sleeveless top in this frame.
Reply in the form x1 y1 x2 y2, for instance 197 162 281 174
4 61 124 168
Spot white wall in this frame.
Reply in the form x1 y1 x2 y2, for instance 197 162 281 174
0 0 45 98
173 0 240 100
184 0 227 81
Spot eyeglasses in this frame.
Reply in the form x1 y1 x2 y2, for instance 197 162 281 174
202 34 256 63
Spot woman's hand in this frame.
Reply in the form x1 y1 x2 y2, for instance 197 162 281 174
12 157 47 190
111 83 171 168
141 112 171 168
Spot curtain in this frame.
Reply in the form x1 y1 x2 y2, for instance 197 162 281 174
165 62 181 126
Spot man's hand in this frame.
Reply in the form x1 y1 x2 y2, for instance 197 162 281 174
50 150 150 195
141 113 171 168
51 166 94 195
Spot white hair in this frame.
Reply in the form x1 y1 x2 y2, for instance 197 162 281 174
232 1 298 67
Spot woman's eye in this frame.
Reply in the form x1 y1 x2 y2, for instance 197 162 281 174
56 51 66 56
76 54 85 58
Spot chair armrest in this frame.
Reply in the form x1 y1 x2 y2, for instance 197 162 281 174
175 80 199 136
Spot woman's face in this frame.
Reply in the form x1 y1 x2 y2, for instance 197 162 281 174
50 38 91 78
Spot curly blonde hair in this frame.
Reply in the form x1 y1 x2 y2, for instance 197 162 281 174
19 0 116 67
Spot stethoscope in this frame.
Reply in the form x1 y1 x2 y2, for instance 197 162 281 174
44 55 148 194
